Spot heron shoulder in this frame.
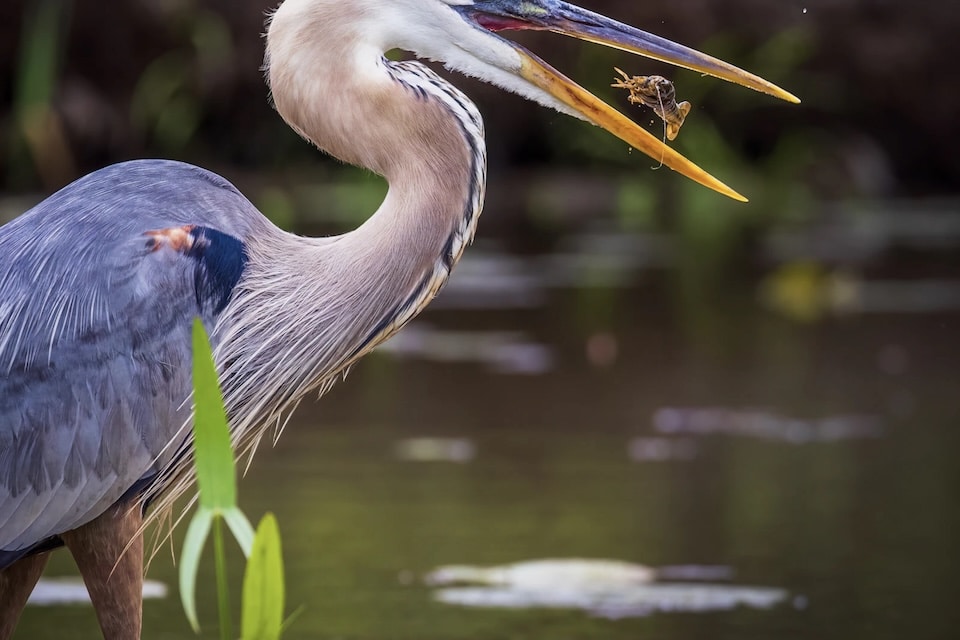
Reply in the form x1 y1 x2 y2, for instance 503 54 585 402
0 160 263 555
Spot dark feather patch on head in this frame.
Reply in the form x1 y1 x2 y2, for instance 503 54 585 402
185 227 248 314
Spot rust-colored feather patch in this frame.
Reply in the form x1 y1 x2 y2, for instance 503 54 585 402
144 225 196 253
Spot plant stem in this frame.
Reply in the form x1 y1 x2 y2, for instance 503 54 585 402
213 516 232 640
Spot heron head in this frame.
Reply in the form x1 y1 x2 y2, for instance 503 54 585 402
386 0 797 201
270 0 799 200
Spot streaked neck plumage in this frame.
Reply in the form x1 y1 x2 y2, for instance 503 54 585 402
214 0 486 449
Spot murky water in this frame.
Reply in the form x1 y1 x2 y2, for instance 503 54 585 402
14 237 960 639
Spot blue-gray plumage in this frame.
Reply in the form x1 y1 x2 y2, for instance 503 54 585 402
0 161 257 563
0 0 794 637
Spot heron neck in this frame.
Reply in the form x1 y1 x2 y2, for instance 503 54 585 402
265 4 486 267
218 13 487 412
268 49 486 337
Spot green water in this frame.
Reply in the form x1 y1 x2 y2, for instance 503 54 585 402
15 283 960 639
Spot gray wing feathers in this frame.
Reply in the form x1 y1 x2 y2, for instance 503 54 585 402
0 160 263 552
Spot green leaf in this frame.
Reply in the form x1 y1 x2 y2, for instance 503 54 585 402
241 513 285 640
224 506 256 557
191 318 237 509
179 507 214 633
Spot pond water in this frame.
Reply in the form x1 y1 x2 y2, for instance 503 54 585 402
13 230 960 639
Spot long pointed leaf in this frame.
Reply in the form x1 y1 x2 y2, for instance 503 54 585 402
241 513 285 640
179 507 214 633
223 506 256 557
191 318 237 509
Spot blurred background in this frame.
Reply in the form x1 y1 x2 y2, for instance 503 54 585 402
4 0 959 638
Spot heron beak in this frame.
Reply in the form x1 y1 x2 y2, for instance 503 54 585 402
459 0 799 202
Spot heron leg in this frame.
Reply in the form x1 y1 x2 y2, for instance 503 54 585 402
61 503 143 640
0 552 50 640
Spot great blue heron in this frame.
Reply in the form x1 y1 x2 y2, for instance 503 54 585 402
0 0 796 636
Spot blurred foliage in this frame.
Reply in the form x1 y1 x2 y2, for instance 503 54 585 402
131 51 203 152
131 7 234 153
2 0 954 190
1 0 956 288
9 0 74 187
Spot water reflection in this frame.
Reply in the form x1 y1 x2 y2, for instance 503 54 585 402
378 323 553 374
760 265 960 321
427 558 788 619
395 438 477 463
652 408 884 444
628 436 699 462
27 578 167 606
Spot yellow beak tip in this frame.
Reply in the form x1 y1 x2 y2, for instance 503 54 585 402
721 187 749 203
777 89 802 104
710 180 749 203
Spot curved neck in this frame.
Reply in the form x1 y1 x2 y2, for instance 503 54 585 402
214 2 486 427
266 0 485 259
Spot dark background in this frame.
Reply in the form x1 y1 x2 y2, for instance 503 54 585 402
1 0 957 201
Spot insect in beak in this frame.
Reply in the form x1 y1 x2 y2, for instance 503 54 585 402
461 0 800 201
